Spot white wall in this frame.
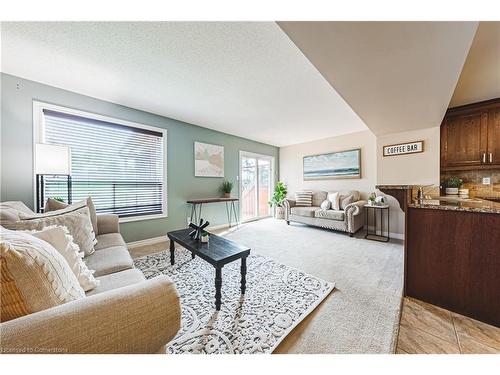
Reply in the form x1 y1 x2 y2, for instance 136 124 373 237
377 126 441 186
376 126 441 236
279 130 377 200
278 126 441 238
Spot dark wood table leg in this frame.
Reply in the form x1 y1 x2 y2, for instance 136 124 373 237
241 256 247 294
191 252 195 259
215 267 222 310
170 239 175 265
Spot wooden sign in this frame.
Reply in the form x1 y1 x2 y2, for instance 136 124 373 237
383 140 424 157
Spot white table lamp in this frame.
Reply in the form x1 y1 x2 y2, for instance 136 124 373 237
35 143 72 212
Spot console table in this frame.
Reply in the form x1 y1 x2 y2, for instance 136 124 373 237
187 197 239 227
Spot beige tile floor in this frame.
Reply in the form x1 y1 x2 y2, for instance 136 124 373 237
130 239 500 354
396 297 500 354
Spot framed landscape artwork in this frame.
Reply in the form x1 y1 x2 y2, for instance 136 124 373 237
303 148 361 180
194 141 224 177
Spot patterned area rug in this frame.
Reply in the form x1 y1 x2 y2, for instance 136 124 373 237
134 249 335 354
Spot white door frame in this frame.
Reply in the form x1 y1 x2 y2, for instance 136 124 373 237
239 150 275 223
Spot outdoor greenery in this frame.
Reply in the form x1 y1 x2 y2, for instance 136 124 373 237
268 181 288 207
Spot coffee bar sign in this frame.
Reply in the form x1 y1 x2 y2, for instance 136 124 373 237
383 140 424 157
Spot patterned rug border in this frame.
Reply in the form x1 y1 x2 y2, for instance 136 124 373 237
134 249 336 353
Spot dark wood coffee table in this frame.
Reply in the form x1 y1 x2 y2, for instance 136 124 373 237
167 228 250 310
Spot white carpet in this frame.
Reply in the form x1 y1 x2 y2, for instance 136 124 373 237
219 218 404 353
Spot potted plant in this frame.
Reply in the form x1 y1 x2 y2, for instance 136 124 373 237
220 180 233 198
268 181 288 219
368 192 377 206
443 177 462 195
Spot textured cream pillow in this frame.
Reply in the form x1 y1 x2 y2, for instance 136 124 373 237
27 226 100 292
320 200 331 210
0 227 85 322
5 206 97 256
45 197 98 235
327 192 340 210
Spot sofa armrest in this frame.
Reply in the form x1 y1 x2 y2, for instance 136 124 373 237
344 200 367 233
282 198 296 221
344 200 367 216
97 214 120 234
0 275 181 354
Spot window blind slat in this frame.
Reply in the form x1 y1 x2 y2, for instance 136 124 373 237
42 109 165 218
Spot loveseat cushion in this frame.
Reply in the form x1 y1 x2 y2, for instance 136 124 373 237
312 191 328 207
290 206 318 218
315 209 345 221
84 246 133 277
94 233 126 251
86 268 145 296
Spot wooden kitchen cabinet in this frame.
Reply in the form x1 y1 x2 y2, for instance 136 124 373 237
441 98 500 170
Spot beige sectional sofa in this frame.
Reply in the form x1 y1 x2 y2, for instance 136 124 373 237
0 201 180 354
284 190 366 236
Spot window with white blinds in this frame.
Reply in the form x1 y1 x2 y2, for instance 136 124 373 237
38 106 167 219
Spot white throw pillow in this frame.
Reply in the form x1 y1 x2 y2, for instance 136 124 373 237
26 226 100 292
327 192 340 210
0 227 85 321
320 200 331 210
5 206 97 256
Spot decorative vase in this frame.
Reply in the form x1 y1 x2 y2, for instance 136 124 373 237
445 187 459 195
275 206 285 220
223 192 230 198
201 234 209 243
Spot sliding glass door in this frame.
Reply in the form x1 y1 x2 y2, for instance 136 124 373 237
240 151 274 222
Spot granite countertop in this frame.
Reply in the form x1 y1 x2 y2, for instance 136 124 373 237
408 196 500 214
375 185 413 190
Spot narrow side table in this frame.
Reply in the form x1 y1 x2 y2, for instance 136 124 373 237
364 204 390 242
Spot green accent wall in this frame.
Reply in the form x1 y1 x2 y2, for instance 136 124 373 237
1 73 279 242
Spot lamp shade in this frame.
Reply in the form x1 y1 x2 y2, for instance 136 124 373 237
35 143 71 175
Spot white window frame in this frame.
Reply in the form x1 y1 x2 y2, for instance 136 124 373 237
33 100 168 223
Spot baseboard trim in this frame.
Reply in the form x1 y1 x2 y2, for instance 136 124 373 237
364 225 404 240
127 223 235 248
127 236 166 249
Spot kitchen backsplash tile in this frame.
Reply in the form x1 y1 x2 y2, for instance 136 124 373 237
441 169 500 199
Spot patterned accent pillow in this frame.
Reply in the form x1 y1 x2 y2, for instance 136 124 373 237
0 227 85 322
4 206 97 257
295 191 313 207
26 226 99 292
45 197 98 236
340 194 354 210
320 199 331 210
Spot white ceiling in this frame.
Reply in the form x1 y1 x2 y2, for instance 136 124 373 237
0 22 367 147
450 22 500 107
278 22 478 135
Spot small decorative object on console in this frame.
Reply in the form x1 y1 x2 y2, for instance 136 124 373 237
220 180 233 198
189 219 210 241
368 192 376 205
200 231 209 243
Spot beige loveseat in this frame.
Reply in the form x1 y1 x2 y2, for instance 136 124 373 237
0 201 180 354
283 190 366 237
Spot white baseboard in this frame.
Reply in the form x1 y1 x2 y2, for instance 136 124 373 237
127 236 166 249
127 223 237 248
364 225 404 240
